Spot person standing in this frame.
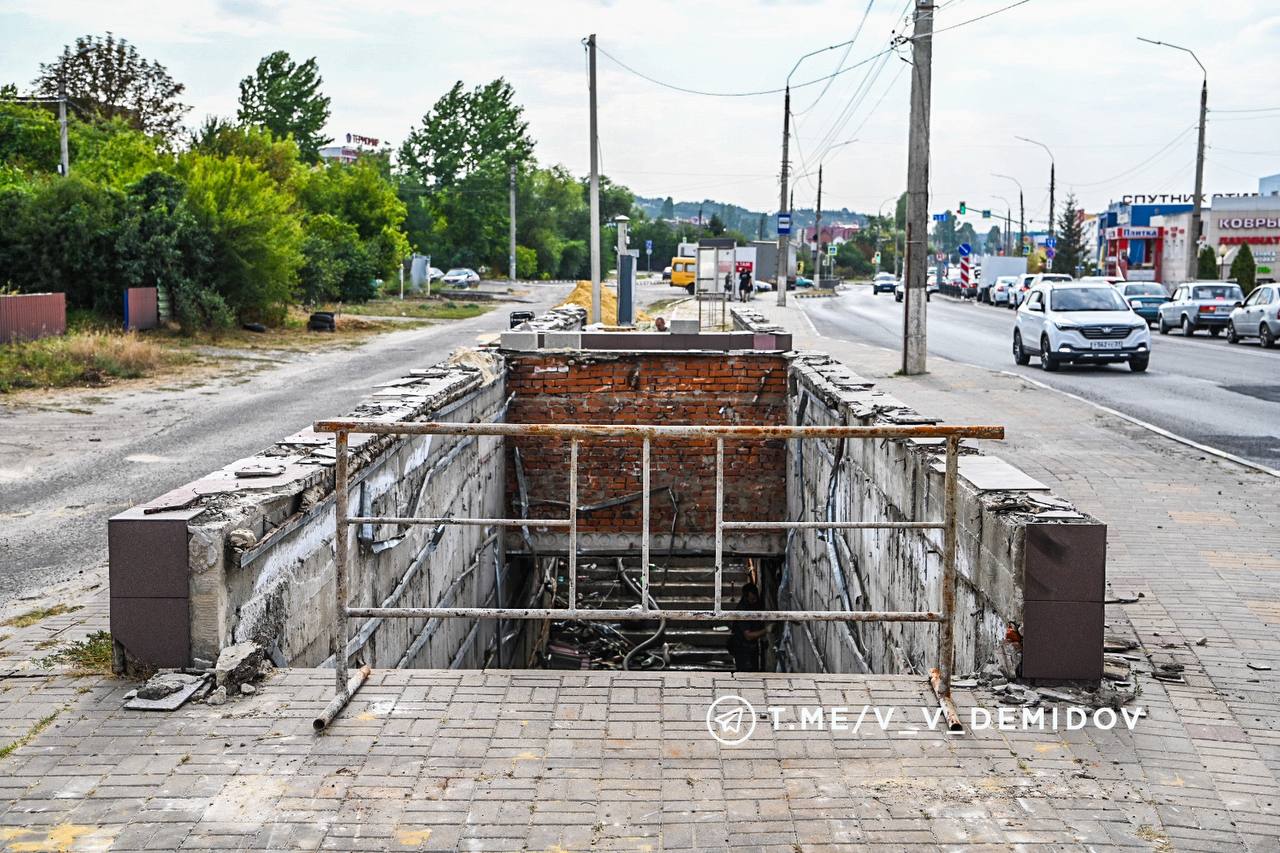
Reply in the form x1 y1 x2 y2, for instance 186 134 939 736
726 583 769 672
738 268 753 302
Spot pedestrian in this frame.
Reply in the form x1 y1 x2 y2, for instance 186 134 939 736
738 268 753 302
726 582 769 672
724 270 733 299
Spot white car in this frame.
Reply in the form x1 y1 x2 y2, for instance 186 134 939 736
990 275 1018 305
894 279 937 302
428 266 445 283
441 268 480 287
1009 272 1071 308
1012 281 1151 372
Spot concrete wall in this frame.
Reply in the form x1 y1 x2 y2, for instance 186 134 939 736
503 350 789 557
110 351 511 673
784 353 1105 680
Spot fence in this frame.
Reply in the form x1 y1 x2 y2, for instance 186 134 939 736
0 292 66 344
124 287 159 331
311 419 1004 731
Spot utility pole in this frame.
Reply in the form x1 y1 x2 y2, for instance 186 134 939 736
903 0 934 375
813 165 823 287
508 163 517 283
994 174 1025 259
776 86 791 307
1016 136 1055 240
58 93 69 177
1137 37 1207 281
587 34 602 324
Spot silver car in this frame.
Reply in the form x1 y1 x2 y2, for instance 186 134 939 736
1157 281 1244 336
1227 283 1280 348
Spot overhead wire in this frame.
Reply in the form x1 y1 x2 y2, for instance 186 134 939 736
794 0 878 116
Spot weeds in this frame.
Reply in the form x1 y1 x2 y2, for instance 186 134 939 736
0 332 189 392
0 709 61 761
1 603 81 628
39 631 113 674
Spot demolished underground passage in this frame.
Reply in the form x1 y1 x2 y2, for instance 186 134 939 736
110 316 1108 726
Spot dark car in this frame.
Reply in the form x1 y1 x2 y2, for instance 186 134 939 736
1158 281 1244 336
872 272 897 293
1116 282 1169 326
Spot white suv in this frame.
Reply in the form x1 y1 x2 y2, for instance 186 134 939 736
1013 281 1151 372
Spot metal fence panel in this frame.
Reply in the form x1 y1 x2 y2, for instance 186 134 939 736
0 293 66 344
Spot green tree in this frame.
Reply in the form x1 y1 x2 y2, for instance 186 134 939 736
894 192 907 229
1230 243 1257 295
299 158 408 283
0 100 60 173
1051 193 1086 275
399 79 532 189
33 33 189 140
67 117 165 188
178 151 303 323
660 196 674 219
237 52 332 162
708 213 726 236
985 226 1002 255
190 122 301 188
1197 245 1218 280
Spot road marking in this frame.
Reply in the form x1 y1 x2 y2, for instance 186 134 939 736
996 370 1280 479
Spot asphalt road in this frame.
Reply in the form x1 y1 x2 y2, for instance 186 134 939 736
801 287 1280 469
0 285 572 602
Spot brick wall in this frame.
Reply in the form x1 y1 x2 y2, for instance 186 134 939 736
505 353 789 545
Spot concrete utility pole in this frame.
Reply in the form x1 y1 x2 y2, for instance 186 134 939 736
587 34 602 324
1138 37 1207 281
58 94 69 177
508 163 517 283
1017 136 1055 239
813 165 823 287
903 0 934 376
776 86 791 306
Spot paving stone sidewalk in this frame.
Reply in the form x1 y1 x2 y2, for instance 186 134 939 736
0 292 1276 850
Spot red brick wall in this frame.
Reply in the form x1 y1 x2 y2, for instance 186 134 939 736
506 353 789 535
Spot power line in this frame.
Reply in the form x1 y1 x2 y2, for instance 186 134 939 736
1066 125 1196 188
899 0 1034 40
1210 105 1280 114
795 0 878 116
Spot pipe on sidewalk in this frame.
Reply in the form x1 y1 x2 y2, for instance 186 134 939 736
928 667 964 733
313 664 372 732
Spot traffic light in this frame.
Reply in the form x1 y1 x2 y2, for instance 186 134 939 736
959 201 966 214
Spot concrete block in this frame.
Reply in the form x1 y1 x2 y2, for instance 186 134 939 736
500 331 539 351
1023 523 1107 603
1021 600 1104 680
669 319 700 335
542 331 581 349
111 596 189 669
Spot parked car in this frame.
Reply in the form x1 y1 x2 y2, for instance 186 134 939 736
1114 282 1169 326
441 267 481 287
1157 281 1244 336
1009 272 1071 308
661 266 672 281
872 272 897 294
990 275 1019 305
1012 281 1151 372
795 275 815 288
1227 283 1280 347
428 266 445 283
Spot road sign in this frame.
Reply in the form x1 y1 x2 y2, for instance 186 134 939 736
932 212 949 222
957 243 972 257
828 244 837 256
777 213 792 235
1045 236 1058 248
644 239 652 254
981 209 991 219
1046 248 1056 259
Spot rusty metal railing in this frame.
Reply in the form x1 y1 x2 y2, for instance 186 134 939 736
310 420 1004 731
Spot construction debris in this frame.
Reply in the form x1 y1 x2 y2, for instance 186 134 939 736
215 642 265 694
126 671 209 711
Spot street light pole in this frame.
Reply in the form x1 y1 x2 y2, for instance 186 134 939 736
586 34 602 324
993 195 1013 255
1016 136 1055 240
1138 37 1207 282
993 173 1024 258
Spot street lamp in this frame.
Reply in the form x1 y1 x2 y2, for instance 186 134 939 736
992 195 1014 255
1015 136 1055 240
1138 36 1207 282
992 173 1025 256
777 41 863 307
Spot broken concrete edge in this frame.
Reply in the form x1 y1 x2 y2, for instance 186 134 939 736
787 350 1105 682
109 349 508 675
730 306 787 335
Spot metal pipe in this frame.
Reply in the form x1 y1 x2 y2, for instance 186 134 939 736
722 520 945 530
313 663 371 732
333 431 350 695
568 439 578 613
641 437 650 609
344 606 944 623
313 420 1004 441
939 436 960 699
929 667 963 733
345 516 570 528
714 437 724 613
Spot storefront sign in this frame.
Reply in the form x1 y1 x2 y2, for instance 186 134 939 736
1218 217 1280 230
1106 226 1159 240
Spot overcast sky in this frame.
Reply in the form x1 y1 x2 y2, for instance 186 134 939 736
4 0 1278 228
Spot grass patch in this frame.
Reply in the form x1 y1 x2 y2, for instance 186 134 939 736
0 709 61 761
38 630 113 674
1 603 81 628
0 331 193 393
320 298 492 321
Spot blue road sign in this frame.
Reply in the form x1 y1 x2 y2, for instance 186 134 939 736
1046 247 1056 259
777 213 792 235
1045 236 1058 248
645 239 653 253
957 243 972 257
932 213 948 222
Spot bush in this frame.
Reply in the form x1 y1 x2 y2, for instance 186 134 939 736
1229 243 1256 296
174 281 234 334
515 245 537 279
1197 245 1218 279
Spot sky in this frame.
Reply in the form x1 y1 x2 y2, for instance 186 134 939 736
3 0 1279 229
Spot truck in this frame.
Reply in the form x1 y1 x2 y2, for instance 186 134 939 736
750 239 797 290
977 255 1028 303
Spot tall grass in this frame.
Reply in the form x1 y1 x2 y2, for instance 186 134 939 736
0 331 186 392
